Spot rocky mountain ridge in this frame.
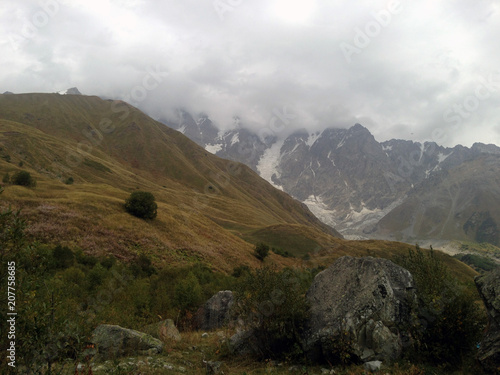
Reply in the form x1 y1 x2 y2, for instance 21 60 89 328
163 111 500 247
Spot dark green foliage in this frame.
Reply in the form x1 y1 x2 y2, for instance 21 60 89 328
254 242 270 261
125 191 158 219
272 247 293 258
52 244 75 269
0 205 25 261
86 263 107 291
12 170 36 187
174 271 202 314
454 253 499 273
232 265 250 278
0 210 88 373
75 249 98 267
233 267 310 360
2 154 11 162
149 264 234 323
100 256 116 270
130 253 156 277
2 172 9 183
64 176 74 185
18 161 24 167
395 246 486 368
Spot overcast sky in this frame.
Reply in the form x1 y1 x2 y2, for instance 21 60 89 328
1 0 499 147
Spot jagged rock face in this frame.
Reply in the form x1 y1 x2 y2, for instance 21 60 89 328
65 87 81 95
201 291 234 330
162 114 500 244
475 268 500 374
91 324 163 361
305 256 417 363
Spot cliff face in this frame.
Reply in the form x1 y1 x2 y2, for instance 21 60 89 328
167 114 500 245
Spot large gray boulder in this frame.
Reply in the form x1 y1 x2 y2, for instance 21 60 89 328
306 256 417 363
91 324 163 361
142 319 181 343
475 268 500 374
201 291 234 330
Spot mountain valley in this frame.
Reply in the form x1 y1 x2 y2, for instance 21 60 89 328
165 110 500 257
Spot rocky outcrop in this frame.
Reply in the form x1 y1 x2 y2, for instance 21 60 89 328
200 291 234 330
229 329 261 356
305 256 417 363
166 112 500 244
141 319 181 343
91 324 163 361
475 268 500 374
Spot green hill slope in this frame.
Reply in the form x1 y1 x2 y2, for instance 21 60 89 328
0 93 480 282
0 93 341 271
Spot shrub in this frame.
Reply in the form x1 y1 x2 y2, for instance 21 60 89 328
52 245 75 269
100 256 116 270
2 172 9 184
0 206 25 260
75 250 98 268
254 242 269 261
174 272 202 314
272 247 293 258
395 246 486 368
86 263 107 291
130 253 156 277
233 267 310 360
232 265 250 278
125 191 157 219
64 176 74 185
60 266 86 286
12 170 36 187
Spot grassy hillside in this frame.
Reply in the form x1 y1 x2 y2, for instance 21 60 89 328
0 93 486 374
0 93 341 271
0 93 479 282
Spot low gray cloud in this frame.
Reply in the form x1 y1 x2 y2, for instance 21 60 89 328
1 0 499 147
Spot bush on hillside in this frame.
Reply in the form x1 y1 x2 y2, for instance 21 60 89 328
124 191 157 219
12 170 36 187
254 242 270 261
233 267 310 360
52 245 75 269
395 245 486 368
130 253 156 277
174 271 202 315
0 205 25 260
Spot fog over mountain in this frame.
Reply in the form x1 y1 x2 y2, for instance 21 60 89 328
1 0 500 147
169 114 500 247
